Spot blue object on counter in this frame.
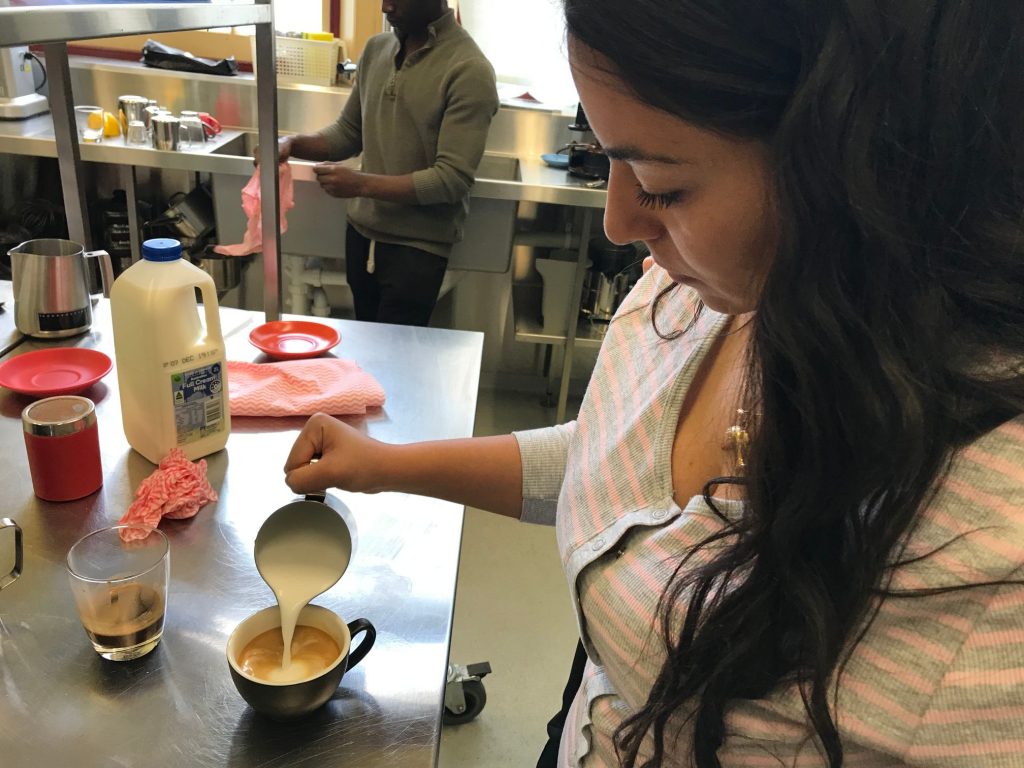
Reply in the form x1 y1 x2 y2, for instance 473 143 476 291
541 153 570 170
142 238 183 262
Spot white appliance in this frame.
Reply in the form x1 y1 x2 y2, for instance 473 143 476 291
0 46 49 120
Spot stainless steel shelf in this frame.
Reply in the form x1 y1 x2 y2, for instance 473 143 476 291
512 283 605 350
0 0 282 320
0 3 272 46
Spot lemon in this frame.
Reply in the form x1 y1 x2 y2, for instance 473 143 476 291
102 111 121 137
87 111 103 131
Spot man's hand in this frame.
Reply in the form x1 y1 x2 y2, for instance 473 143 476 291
313 163 365 198
253 135 295 167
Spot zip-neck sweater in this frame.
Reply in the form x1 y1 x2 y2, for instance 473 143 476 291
318 10 498 258
514 266 1024 766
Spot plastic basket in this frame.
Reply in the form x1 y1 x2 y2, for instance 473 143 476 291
251 36 342 87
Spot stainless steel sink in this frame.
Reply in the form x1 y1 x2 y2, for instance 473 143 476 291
210 130 259 157
475 153 520 182
212 131 520 182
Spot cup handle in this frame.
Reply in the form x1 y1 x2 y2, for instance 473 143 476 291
84 249 114 298
346 618 376 670
199 112 222 135
0 518 23 591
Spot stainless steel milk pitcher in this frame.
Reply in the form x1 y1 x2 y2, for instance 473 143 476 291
9 238 113 338
0 518 22 591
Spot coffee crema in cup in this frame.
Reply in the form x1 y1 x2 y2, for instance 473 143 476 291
237 624 341 683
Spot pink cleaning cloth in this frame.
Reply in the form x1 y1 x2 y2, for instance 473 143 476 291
117 448 219 542
227 358 386 417
213 163 295 257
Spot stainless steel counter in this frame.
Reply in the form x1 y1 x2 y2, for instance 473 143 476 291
0 107 607 209
0 287 484 767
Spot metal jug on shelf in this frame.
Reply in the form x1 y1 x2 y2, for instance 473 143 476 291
580 239 639 322
117 94 149 137
8 238 113 338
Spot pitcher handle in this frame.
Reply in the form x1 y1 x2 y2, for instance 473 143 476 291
0 518 23 591
84 249 114 299
197 281 225 358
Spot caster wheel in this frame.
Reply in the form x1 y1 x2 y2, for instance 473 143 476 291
443 678 487 725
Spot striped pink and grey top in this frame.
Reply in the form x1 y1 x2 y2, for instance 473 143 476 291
514 266 1024 767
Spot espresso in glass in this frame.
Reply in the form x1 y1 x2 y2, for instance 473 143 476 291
80 583 165 651
66 526 170 661
238 624 340 683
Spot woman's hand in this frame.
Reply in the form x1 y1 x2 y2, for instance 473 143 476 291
284 413 387 495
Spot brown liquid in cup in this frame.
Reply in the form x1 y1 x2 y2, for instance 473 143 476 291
238 625 341 683
80 583 165 649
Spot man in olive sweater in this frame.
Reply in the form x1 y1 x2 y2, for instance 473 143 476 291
278 0 499 326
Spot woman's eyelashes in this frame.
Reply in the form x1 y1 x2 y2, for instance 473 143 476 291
634 184 686 210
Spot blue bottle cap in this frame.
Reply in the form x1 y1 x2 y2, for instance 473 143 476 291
142 238 182 262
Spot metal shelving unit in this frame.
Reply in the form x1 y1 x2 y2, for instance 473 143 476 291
0 2 285 320
510 206 598 422
512 283 605 350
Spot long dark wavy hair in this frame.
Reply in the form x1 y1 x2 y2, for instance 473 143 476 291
563 1 1024 766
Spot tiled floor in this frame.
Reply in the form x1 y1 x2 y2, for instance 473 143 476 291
438 387 582 768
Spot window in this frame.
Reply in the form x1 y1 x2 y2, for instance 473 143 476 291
459 0 577 108
271 0 324 35
216 0 327 39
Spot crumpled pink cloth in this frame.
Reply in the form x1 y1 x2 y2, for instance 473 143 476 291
213 163 295 256
117 448 219 542
227 359 386 417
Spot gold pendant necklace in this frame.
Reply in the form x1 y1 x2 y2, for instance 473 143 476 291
723 407 753 473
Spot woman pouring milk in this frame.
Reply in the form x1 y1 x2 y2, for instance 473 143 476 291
286 0 1024 765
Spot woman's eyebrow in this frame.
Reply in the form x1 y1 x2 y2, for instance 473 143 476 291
602 144 696 164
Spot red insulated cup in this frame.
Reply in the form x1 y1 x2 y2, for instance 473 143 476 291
22 396 103 502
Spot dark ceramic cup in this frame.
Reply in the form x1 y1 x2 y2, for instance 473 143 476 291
227 604 375 720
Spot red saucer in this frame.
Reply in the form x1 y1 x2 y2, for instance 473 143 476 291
0 347 113 397
249 320 340 360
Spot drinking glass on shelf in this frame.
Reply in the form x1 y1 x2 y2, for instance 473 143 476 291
178 115 206 149
66 525 170 661
125 120 149 147
74 106 104 143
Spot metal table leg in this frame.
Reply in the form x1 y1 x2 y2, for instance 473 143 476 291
254 20 281 321
42 42 92 247
119 165 141 263
555 207 593 423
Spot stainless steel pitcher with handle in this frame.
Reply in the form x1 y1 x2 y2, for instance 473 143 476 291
9 238 114 338
0 518 22 591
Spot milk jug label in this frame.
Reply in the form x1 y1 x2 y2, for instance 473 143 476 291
171 363 225 445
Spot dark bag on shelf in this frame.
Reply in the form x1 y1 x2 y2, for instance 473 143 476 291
141 39 238 77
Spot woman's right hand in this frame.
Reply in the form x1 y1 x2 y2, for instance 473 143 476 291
284 413 387 495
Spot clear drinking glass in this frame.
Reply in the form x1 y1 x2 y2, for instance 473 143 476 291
126 120 149 147
178 115 206 149
66 526 169 661
74 105 104 143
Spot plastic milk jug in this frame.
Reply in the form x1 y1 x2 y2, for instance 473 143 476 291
110 238 230 464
